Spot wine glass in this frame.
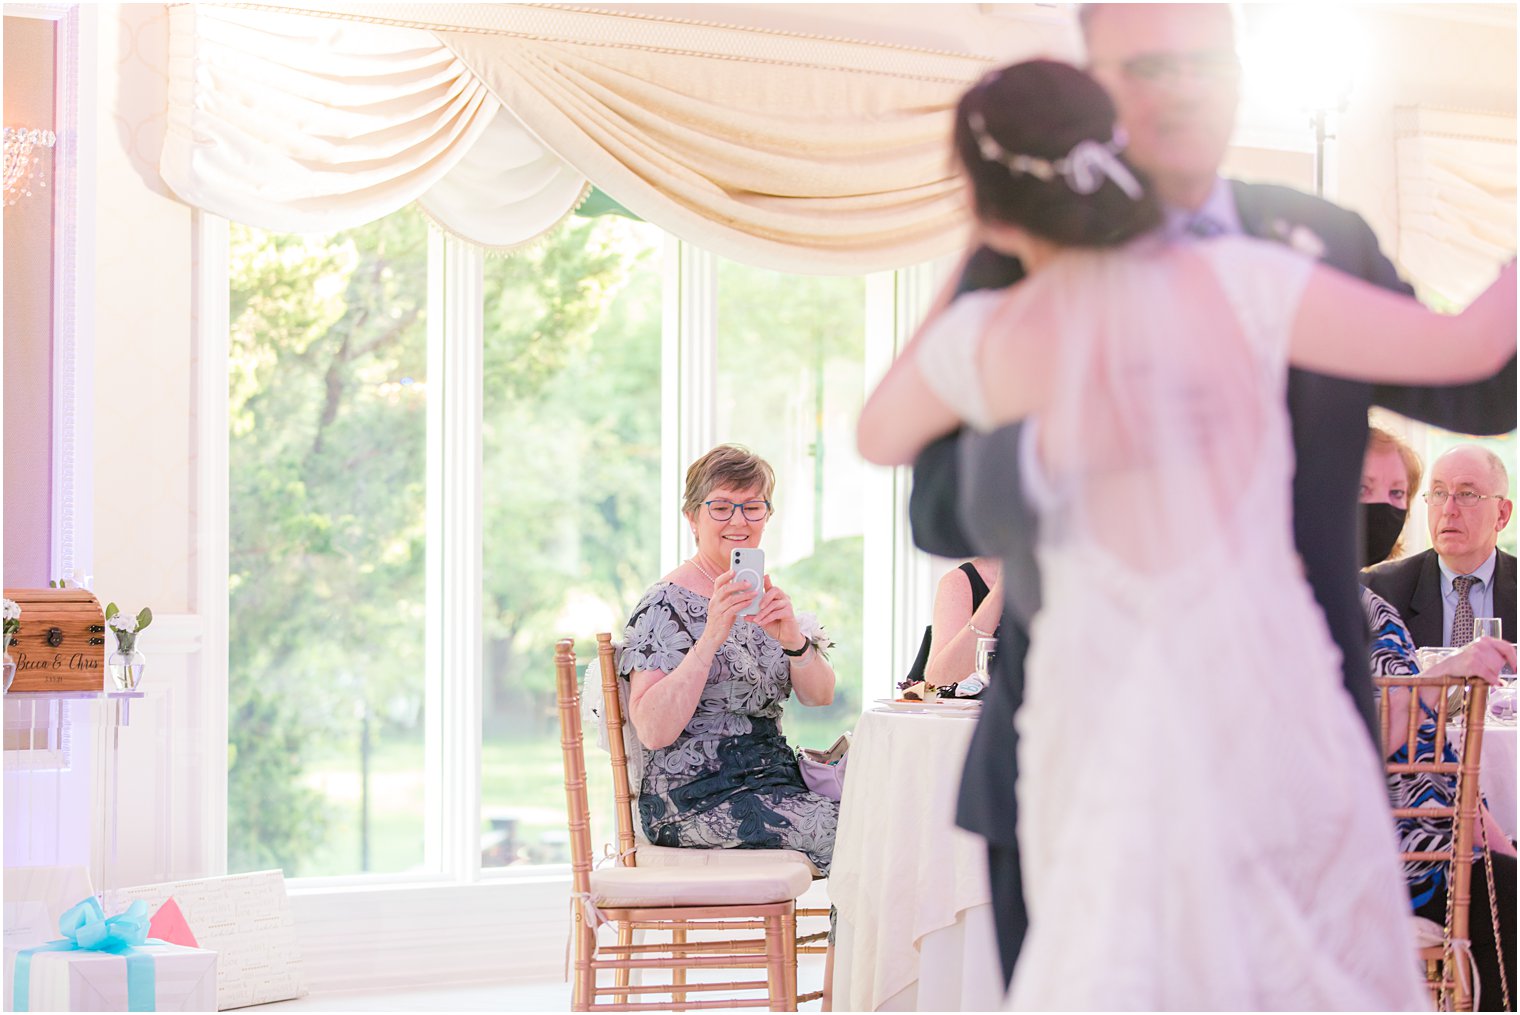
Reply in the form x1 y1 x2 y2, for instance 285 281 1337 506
1472 618 1514 683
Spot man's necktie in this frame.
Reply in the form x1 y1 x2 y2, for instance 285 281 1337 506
1451 574 1479 647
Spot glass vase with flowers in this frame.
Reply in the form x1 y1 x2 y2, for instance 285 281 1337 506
106 603 153 691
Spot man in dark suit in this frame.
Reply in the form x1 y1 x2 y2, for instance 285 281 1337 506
1364 444 1516 648
911 4 1519 989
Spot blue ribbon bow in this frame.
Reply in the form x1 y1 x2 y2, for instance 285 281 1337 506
14 898 163 1012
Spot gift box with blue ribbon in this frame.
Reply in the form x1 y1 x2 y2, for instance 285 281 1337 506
6 898 216 1012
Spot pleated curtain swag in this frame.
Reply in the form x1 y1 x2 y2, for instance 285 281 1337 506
159 2 1073 271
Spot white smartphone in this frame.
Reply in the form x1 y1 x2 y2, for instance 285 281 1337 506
730 547 765 618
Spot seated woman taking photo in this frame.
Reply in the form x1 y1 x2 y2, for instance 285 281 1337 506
618 444 839 873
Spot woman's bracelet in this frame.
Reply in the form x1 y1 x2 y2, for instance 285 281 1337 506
967 622 995 638
782 639 813 659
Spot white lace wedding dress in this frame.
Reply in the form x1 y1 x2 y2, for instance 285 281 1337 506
916 235 1427 1010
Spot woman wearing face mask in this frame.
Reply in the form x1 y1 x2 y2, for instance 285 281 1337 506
1360 424 1517 1009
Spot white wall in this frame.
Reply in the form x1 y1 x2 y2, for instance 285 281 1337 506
1335 5 1517 266
90 3 208 887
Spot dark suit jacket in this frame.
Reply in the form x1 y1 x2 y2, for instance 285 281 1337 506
917 426 1041 846
1361 548 1517 648
909 179 1518 950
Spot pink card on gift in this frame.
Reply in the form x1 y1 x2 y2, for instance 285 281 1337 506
149 897 199 948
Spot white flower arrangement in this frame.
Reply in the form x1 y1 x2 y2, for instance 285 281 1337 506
2 598 19 651
1268 218 1327 261
105 603 153 654
795 611 835 661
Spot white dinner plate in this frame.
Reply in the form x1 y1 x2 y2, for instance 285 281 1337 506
874 697 982 713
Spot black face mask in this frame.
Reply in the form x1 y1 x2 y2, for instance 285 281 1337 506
1362 502 1408 567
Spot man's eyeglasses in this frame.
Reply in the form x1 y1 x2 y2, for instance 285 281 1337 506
1422 489 1506 508
1095 50 1240 86
705 499 772 522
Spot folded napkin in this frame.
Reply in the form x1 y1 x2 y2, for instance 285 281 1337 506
1489 687 1516 724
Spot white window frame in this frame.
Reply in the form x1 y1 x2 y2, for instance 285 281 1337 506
199 219 943 979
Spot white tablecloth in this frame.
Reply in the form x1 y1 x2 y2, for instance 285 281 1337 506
1460 721 1517 840
830 708 1005 1012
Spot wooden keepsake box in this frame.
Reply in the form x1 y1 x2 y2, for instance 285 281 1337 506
5 588 107 691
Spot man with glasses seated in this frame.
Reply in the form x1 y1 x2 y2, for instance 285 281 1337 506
1364 444 1516 649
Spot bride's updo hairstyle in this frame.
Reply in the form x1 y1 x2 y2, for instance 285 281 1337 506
954 59 1161 248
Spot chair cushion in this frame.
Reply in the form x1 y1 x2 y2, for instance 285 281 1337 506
591 861 812 909
634 843 822 878
1410 915 1445 948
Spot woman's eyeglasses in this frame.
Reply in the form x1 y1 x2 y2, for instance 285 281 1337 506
705 499 771 522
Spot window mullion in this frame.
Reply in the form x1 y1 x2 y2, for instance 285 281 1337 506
663 239 718 570
886 259 958 687
426 230 484 882
862 271 899 695
196 210 232 876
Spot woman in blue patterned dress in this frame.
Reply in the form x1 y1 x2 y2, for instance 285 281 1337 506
618 444 839 873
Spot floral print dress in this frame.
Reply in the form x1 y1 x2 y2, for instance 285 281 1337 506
618 581 838 873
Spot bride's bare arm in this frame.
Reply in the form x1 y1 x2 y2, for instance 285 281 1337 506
857 355 961 466
857 248 987 466
859 274 1052 466
1289 260 1515 384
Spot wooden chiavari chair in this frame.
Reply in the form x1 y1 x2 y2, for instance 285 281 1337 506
557 638 811 1012
590 633 833 1009
1375 673 1492 1012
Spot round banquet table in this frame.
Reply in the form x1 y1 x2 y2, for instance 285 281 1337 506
829 706 1006 1012
1452 717 1518 841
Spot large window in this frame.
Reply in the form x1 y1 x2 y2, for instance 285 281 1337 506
715 260 868 748
479 216 664 867
228 209 430 876
227 207 902 879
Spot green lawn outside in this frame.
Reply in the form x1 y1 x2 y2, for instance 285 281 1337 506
296 734 618 875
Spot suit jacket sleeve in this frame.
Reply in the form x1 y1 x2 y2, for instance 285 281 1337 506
908 431 978 558
1344 212 1518 434
906 247 1025 558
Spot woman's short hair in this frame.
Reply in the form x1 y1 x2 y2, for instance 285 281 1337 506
683 444 776 518
1367 424 1423 560
953 59 1162 247
1367 424 1424 495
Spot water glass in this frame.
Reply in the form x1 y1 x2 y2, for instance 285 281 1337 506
1472 618 1515 681
975 637 998 680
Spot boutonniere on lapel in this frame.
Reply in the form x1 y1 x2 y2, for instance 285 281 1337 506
1267 218 1327 260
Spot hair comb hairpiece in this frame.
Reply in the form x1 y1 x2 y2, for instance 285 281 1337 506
967 111 1143 200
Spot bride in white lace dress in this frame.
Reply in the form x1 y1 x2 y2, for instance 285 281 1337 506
859 60 1515 1010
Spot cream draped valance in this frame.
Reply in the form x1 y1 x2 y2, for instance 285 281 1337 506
1395 106 1517 305
161 3 1072 271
